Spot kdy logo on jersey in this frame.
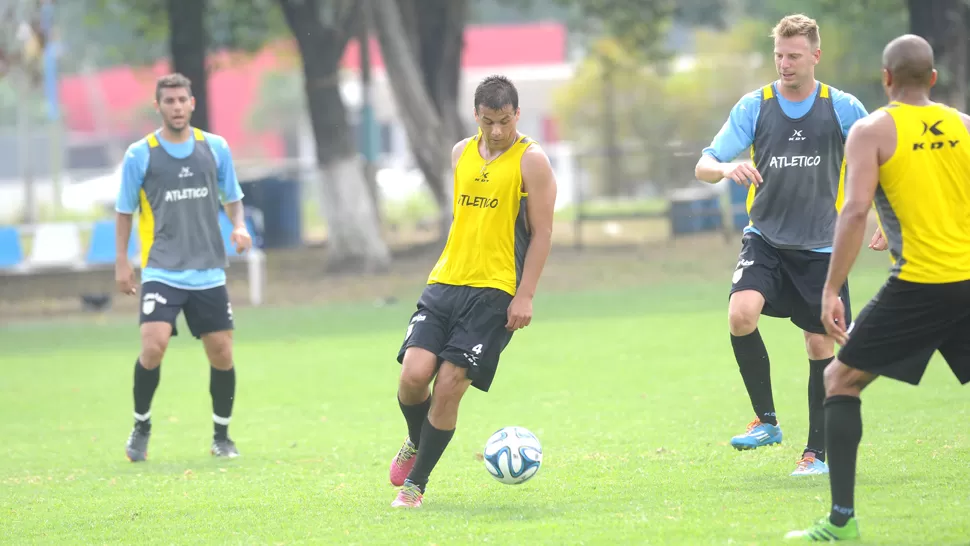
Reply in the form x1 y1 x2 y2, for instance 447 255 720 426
914 119 959 151
788 129 806 142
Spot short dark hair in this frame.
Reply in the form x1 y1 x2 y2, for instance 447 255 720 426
155 73 193 102
474 75 518 112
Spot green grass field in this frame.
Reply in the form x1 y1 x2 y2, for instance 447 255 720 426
1 252 968 545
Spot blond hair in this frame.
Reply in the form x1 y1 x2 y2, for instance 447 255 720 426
771 14 820 50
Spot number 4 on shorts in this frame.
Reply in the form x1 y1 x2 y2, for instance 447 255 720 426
471 344 483 354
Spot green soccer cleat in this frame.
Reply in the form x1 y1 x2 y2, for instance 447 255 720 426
785 517 860 541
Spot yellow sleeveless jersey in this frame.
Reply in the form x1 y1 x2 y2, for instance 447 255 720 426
427 133 534 296
876 102 970 283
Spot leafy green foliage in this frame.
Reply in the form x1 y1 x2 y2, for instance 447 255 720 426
739 0 907 109
554 20 778 192
67 0 285 69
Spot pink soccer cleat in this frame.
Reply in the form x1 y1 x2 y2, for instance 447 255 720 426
389 438 417 487
391 481 423 508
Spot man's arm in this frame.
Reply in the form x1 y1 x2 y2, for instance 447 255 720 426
695 93 759 183
833 90 870 139
824 114 887 294
518 145 557 300
211 136 246 228
115 145 147 265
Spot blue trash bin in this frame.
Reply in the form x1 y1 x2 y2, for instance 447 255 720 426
242 177 303 249
669 188 722 235
729 181 751 231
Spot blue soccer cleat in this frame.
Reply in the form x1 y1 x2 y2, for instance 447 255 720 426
730 419 783 450
791 454 829 476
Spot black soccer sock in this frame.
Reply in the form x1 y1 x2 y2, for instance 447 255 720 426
731 329 777 425
805 357 833 461
406 416 456 492
399 395 431 449
825 395 862 527
210 367 236 440
133 359 160 432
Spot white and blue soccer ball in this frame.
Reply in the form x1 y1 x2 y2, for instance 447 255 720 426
482 426 543 485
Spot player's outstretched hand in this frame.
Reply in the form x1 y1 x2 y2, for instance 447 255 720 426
231 226 252 254
821 290 848 345
722 162 763 187
506 294 533 331
868 227 887 251
115 262 136 296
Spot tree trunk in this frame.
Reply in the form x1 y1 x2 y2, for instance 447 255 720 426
358 3 382 224
279 0 391 273
908 0 967 108
370 0 468 238
416 0 468 143
167 0 210 131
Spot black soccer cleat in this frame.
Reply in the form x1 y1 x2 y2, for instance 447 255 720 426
125 427 151 462
211 437 240 458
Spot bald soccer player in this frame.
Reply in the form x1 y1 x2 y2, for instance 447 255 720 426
786 35 970 542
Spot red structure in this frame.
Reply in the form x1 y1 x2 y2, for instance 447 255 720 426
58 23 568 158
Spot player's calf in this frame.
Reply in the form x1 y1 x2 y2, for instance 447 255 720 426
126 324 170 462
393 362 467 504
392 347 436 486
202 331 236 446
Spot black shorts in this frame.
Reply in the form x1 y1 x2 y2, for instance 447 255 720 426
729 232 851 334
139 281 234 339
397 283 514 392
838 277 970 386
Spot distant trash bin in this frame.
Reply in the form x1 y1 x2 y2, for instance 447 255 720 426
668 187 723 236
729 181 751 231
242 176 303 249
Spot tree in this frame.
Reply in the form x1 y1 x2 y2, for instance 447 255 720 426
553 21 779 195
278 0 391 273
553 0 678 58
166 0 210 131
87 0 288 131
907 0 967 109
740 0 908 110
0 0 52 224
369 0 468 237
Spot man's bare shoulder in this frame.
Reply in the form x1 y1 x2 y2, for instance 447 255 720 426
953 109 970 133
854 109 893 133
521 141 553 171
451 137 472 165
452 137 473 154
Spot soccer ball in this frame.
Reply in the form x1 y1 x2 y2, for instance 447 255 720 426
482 426 542 485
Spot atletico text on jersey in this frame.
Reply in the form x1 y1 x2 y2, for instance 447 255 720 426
115 127 245 290
137 129 227 271
748 83 846 250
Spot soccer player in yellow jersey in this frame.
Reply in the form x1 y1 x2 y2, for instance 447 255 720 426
786 35 970 541
387 75 558 508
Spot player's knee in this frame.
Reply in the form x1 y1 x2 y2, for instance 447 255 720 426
823 360 859 396
139 323 172 368
432 363 471 402
728 291 764 336
728 306 759 336
399 347 437 398
804 332 835 359
139 338 168 369
202 332 234 370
